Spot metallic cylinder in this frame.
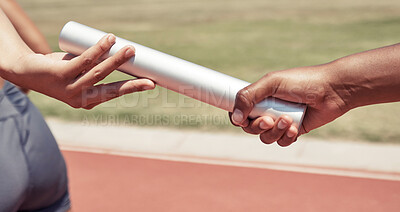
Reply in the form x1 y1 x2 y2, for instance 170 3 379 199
59 21 306 127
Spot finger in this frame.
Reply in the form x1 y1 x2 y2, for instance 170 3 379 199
259 115 292 145
242 116 274 135
68 34 116 77
228 112 249 127
231 73 281 127
276 125 298 147
81 78 155 108
75 45 135 87
231 87 255 127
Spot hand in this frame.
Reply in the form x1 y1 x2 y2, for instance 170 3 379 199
11 34 155 109
229 63 348 147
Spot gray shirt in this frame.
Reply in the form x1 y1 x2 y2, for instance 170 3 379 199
0 81 70 212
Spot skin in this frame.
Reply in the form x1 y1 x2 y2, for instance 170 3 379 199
0 8 155 109
230 43 400 147
0 0 52 54
0 3 154 211
0 0 52 92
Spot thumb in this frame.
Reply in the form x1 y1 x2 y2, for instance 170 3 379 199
231 73 281 126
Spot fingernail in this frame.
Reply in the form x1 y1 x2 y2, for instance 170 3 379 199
260 121 268 130
232 109 243 125
277 119 288 130
108 34 116 43
287 130 297 138
125 47 135 58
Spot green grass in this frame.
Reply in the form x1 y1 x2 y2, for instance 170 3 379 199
19 0 400 142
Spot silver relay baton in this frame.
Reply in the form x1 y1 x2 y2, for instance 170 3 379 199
59 21 306 127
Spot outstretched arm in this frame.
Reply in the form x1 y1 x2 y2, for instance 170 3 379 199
230 43 400 146
0 9 155 109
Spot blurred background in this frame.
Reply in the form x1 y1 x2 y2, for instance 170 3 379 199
20 0 400 143
10 1 400 211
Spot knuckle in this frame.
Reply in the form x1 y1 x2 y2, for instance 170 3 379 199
259 133 275 145
236 89 253 108
107 88 120 97
82 56 94 66
93 69 105 82
99 41 110 52
113 55 125 67
261 72 280 92
264 72 278 81
236 89 248 100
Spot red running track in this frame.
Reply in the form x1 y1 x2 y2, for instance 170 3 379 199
62 150 400 212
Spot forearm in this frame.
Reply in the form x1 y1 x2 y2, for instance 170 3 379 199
0 9 33 79
330 43 400 110
0 0 51 54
